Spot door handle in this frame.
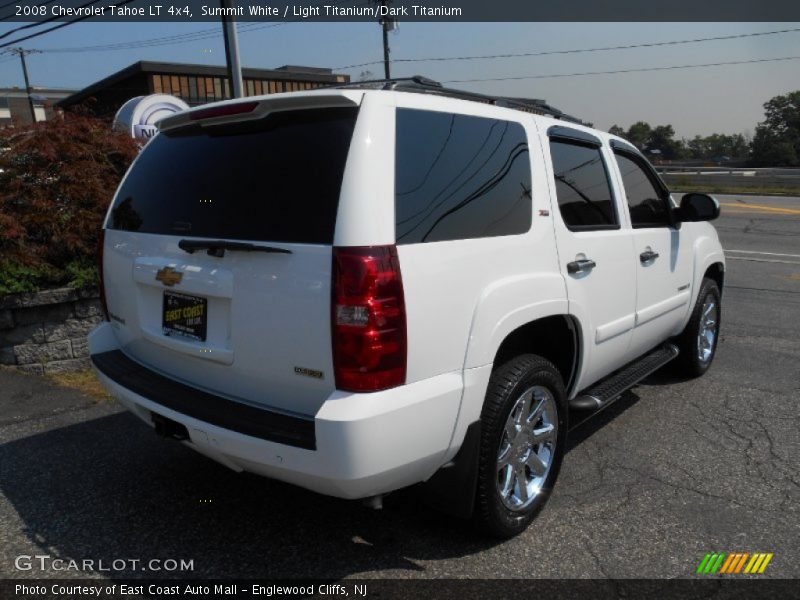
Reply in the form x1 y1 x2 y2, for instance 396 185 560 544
640 250 660 263
567 258 597 274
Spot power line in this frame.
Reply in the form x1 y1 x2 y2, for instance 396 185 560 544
40 22 285 53
48 20 295 52
0 0 103 38
1 1 253 50
0 0 59 23
335 26 800 70
443 55 800 83
0 0 27 10
15 0 364 53
0 0 366 88
0 0 138 49
42 24 248 52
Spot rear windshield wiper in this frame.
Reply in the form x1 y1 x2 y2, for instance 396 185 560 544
178 239 292 257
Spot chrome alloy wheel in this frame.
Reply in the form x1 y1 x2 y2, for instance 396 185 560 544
496 386 558 511
697 294 719 364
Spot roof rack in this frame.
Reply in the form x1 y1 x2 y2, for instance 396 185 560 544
328 75 583 124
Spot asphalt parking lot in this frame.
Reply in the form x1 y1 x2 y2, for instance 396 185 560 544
0 193 798 580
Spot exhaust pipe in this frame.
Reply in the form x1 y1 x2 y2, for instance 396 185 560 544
152 413 189 441
363 495 384 510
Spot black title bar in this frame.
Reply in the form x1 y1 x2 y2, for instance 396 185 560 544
2 579 800 600
2 0 800 22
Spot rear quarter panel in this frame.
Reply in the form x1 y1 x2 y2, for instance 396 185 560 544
378 94 565 386
379 97 566 460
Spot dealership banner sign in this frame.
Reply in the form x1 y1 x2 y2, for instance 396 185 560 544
112 95 190 143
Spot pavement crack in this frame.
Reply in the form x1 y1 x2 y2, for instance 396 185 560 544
582 535 613 579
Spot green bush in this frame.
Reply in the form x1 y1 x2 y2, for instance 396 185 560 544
64 259 98 289
0 259 98 295
0 262 60 295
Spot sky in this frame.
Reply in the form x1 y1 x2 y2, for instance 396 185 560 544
0 21 798 138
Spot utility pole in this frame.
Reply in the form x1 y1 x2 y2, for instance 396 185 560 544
220 0 243 98
5 48 41 123
377 0 396 79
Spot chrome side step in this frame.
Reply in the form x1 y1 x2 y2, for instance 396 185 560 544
570 343 679 411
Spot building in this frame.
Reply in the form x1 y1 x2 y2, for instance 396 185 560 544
57 61 350 117
0 87 77 127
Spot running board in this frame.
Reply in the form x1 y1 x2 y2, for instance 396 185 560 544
570 343 679 411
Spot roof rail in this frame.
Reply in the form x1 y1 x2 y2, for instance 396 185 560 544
327 75 583 124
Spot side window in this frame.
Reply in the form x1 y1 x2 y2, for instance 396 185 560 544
549 139 617 230
395 109 532 244
614 152 671 228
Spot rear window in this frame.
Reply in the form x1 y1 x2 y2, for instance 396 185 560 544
108 107 358 244
395 108 532 244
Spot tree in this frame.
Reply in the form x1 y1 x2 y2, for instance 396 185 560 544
750 90 800 166
686 135 708 159
614 122 684 159
751 131 798 166
648 124 685 160
685 133 749 160
608 124 626 137
0 113 139 292
704 133 748 159
625 121 652 150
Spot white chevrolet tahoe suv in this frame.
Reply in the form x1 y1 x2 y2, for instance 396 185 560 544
90 77 725 537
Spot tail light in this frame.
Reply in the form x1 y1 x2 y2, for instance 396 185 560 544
97 229 109 321
190 101 258 121
332 246 407 392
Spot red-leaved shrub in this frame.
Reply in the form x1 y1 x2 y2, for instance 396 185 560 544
0 113 139 292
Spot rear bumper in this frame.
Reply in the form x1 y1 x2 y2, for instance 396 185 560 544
92 349 316 450
89 322 462 499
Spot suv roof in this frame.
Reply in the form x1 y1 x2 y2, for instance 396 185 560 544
157 76 583 134
326 75 583 124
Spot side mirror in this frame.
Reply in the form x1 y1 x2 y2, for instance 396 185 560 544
677 193 720 222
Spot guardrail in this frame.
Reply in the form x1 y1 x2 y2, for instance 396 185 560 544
659 167 800 192
655 166 800 178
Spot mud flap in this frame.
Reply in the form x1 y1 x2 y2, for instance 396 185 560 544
421 421 481 519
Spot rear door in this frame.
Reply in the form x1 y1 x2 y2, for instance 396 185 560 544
544 127 638 389
102 98 360 416
610 143 693 357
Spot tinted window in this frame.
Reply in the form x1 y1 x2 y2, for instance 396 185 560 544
108 107 358 244
549 140 617 230
395 109 532 244
614 152 671 227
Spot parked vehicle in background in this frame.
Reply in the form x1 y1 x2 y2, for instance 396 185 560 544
90 77 725 537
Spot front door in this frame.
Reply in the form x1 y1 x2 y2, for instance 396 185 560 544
611 148 693 357
544 132 638 390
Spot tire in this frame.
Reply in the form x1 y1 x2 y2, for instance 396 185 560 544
476 354 568 538
676 277 721 377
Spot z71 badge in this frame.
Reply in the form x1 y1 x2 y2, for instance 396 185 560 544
294 367 324 380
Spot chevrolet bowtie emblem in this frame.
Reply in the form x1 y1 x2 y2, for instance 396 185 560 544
155 266 183 287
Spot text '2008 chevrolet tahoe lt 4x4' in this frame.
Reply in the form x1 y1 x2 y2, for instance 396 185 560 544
90 77 724 538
